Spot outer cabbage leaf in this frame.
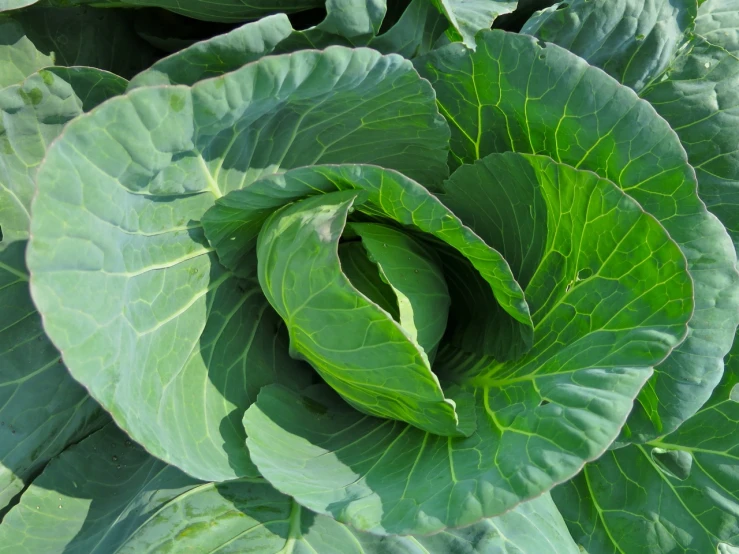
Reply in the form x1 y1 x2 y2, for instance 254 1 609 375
315 0 386 39
128 14 294 89
0 67 125 511
696 0 739 55
522 0 696 92
415 29 739 444
0 17 52 89
0 242 107 513
0 423 580 554
1 67 127 243
553 330 739 553
26 47 451 482
243 152 693 535
126 5 446 91
431 0 518 46
4 7 158 80
640 37 739 251
368 0 448 58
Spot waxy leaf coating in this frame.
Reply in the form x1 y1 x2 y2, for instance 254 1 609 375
27 46 451 481
0 67 125 511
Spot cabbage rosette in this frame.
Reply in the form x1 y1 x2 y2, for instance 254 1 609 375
26 30 719 538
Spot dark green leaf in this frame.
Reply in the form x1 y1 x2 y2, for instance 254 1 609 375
553 330 739 553
368 0 448 58
243 152 693 535
53 0 323 24
0 423 580 553
523 0 696 92
416 29 739 443
6 7 158 79
641 37 739 251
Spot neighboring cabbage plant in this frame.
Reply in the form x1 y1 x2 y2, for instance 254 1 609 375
1 1 739 553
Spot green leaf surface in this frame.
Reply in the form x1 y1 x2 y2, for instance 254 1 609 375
317 0 386 39
432 0 518 46
0 17 52 89
243 152 693 536
349 222 450 359
0 67 125 511
415 29 739 444
338 241 400 320
696 0 739 55
0 241 107 513
6 7 158 80
27 47 451 482
257 191 466 436
275 0 449 58
641 37 739 251
1 67 127 244
203 164 532 361
128 14 294 89
523 0 697 92
0 423 580 554
368 0 448 58
127 3 446 91
553 330 739 553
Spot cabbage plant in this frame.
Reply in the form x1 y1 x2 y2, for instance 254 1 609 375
1 0 739 552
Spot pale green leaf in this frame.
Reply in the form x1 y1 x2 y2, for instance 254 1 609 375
349 222 450 359
415 28 739 443
338 241 399 320
27 47 451 481
0 0 36 12
696 0 739 55
432 0 518 46
256 191 467 436
0 17 52 89
243 152 693 535
128 14 294 89
1 67 127 244
0 68 125 511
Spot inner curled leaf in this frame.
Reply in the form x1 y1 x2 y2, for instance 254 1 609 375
257 191 470 436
